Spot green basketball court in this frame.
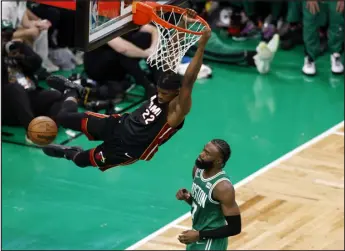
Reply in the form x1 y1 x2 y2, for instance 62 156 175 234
2 36 344 249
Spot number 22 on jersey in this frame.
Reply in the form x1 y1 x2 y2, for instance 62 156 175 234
142 98 163 125
142 109 156 124
142 95 162 125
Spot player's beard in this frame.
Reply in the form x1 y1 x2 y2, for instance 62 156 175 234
195 158 214 170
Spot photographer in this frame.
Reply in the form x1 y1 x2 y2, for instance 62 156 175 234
2 26 78 143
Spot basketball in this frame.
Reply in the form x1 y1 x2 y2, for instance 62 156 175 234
27 116 58 145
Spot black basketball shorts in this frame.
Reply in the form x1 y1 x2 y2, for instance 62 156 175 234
80 111 138 171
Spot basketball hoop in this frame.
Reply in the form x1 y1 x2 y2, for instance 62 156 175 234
132 2 210 73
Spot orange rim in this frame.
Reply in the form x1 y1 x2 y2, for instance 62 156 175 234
133 2 209 35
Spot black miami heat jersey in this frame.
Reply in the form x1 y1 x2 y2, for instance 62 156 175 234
121 94 184 160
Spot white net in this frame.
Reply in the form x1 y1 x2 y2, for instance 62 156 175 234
147 7 207 73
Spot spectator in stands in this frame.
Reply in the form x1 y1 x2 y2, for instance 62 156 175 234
220 1 283 42
184 1 280 74
26 1 83 70
83 24 158 99
1 0 59 73
1 29 78 144
302 0 344 75
278 2 303 50
236 1 283 41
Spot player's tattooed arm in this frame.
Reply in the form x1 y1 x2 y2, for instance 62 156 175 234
175 28 211 116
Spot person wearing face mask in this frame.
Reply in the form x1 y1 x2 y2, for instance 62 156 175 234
176 139 241 250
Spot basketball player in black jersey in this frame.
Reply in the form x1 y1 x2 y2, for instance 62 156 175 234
42 13 211 172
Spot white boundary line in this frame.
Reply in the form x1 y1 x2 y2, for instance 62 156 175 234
333 131 344 136
126 121 344 250
173 225 191 230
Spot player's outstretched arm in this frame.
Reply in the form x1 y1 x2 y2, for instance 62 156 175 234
174 28 211 116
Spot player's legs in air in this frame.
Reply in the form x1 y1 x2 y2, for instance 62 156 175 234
42 75 137 171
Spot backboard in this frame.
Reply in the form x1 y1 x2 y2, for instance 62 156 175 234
32 0 189 51
76 0 188 51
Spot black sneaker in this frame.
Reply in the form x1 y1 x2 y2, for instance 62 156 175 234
42 144 83 160
47 75 86 98
62 89 79 100
84 100 112 111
